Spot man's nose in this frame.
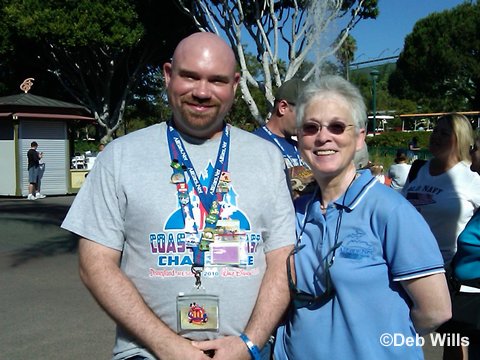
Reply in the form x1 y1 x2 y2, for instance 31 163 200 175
192 80 212 99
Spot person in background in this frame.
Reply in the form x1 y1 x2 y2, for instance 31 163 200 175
408 136 421 162
62 32 295 360
274 75 451 360
253 78 305 169
253 78 314 197
439 131 480 360
353 141 369 169
402 113 480 266
388 150 411 192
26 141 45 200
369 164 386 184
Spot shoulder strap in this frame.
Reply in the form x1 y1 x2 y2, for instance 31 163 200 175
407 159 427 183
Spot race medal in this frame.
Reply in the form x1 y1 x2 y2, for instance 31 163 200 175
177 293 220 333
171 173 185 184
170 159 182 170
201 229 215 243
205 216 217 226
217 182 230 193
199 229 215 251
209 201 220 215
220 171 231 182
177 182 188 192
217 171 231 193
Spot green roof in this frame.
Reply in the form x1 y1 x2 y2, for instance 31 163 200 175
0 93 86 110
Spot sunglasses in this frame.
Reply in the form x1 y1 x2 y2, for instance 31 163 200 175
287 241 342 308
300 121 354 136
470 144 478 155
287 207 345 309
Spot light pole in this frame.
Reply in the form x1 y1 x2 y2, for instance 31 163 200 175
370 69 379 136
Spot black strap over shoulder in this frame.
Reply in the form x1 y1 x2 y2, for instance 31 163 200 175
407 159 427 183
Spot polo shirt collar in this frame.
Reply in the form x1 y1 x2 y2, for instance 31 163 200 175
333 170 377 211
302 170 377 223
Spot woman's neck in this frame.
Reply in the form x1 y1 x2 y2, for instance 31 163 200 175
316 166 357 208
429 156 460 176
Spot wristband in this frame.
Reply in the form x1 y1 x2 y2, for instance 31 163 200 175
239 333 261 360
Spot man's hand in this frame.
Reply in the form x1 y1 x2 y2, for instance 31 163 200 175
192 336 251 360
156 337 214 360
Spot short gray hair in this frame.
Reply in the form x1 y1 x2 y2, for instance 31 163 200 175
296 75 367 132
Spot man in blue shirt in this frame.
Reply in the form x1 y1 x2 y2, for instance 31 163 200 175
253 79 315 196
253 78 305 169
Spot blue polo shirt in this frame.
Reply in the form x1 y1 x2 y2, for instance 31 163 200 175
274 170 444 360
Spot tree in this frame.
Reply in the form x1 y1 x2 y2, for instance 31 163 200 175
336 34 357 80
389 1 480 112
176 0 378 124
2 0 196 142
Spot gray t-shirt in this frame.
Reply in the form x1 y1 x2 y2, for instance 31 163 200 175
62 122 295 359
388 162 411 191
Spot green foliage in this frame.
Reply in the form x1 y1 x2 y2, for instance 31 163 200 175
226 93 259 132
341 0 379 19
367 131 432 170
0 0 196 141
336 34 356 78
389 1 480 111
366 131 430 149
4 0 143 47
73 139 101 154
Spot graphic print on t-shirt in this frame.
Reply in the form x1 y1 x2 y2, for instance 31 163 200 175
405 191 436 207
149 161 262 274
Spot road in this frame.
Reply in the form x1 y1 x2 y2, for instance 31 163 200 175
0 195 114 359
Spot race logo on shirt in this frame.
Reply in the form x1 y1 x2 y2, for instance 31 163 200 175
148 161 262 277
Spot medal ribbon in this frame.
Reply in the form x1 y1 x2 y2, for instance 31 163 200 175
167 122 231 269
167 123 230 212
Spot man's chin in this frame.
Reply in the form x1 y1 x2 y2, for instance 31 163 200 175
175 115 224 138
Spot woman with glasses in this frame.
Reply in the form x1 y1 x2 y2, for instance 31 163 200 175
274 75 451 359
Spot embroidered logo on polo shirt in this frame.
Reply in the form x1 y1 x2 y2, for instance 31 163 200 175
340 229 373 259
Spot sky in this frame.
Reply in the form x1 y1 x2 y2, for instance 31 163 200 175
350 0 467 64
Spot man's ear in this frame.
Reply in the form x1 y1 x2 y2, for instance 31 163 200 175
277 99 290 116
163 62 172 87
233 72 240 93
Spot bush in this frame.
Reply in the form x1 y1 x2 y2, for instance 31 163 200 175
366 131 430 149
366 131 432 170
74 140 101 154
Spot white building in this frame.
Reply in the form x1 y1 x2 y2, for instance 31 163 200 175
0 92 94 196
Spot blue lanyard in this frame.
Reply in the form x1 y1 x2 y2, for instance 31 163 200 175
167 122 231 269
167 123 230 213
261 126 302 167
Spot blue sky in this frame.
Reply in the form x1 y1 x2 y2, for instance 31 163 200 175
350 0 467 63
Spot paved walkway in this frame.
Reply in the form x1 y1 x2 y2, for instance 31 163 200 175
0 195 444 359
0 196 114 359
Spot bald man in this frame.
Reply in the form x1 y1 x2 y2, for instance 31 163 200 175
62 32 295 360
